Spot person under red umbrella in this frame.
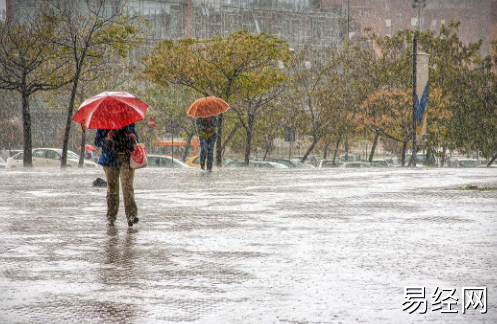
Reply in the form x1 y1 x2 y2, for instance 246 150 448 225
73 92 148 228
94 123 139 227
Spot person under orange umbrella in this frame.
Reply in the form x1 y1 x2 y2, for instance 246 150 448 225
195 116 218 171
187 97 229 171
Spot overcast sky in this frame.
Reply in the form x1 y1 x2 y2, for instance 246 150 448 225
0 0 5 13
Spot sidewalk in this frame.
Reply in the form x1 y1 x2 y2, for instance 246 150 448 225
0 168 496 323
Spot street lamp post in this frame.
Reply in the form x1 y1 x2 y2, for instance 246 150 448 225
410 0 426 167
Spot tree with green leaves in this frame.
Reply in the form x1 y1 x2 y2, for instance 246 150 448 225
143 30 290 167
51 0 141 168
416 22 486 165
0 8 72 167
139 84 199 161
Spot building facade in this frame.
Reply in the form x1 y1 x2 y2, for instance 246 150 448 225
322 0 497 57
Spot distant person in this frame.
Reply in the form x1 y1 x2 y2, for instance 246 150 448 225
85 150 95 162
95 123 139 227
195 116 218 171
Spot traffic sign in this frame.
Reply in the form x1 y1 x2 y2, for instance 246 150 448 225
146 117 156 128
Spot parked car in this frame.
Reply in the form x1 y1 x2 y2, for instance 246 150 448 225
339 153 361 162
0 156 6 168
147 155 190 168
224 160 288 169
370 160 389 168
6 148 98 168
294 155 319 167
339 162 372 169
477 160 497 167
1 149 23 162
318 160 344 168
185 155 230 168
448 158 481 168
386 157 403 167
266 158 315 168
404 153 438 167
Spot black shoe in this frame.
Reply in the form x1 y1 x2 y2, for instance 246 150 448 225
108 220 115 226
128 217 139 227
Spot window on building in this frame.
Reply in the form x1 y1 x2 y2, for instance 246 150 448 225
411 17 418 28
431 19 437 31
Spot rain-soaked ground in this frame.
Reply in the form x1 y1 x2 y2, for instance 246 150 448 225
0 167 496 324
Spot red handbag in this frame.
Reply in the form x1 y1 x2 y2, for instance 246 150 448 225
130 143 148 169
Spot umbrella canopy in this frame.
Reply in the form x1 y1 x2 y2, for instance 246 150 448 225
72 92 149 129
187 97 229 118
78 144 96 151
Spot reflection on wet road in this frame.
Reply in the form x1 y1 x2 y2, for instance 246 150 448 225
0 168 496 323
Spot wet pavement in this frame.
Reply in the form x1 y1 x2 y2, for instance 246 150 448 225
0 167 496 323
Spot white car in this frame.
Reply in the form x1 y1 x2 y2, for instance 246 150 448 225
339 162 373 169
318 160 344 168
6 148 98 168
147 154 190 168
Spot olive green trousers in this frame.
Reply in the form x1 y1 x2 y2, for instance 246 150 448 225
103 154 138 222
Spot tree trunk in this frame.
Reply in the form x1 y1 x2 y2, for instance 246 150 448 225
215 113 223 167
425 148 434 167
243 114 255 167
61 78 80 168
441 145 447 167
487 151 497 167
332 133 342 165
262 135 274 161
323 142 330 160
401 141 407 167
368 132 379 162
78 127 86 168
301 136 319 163
220 123 239 156
21 92 33 167
182 132 194 162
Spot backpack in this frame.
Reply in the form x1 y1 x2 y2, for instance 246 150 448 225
107 128 135 154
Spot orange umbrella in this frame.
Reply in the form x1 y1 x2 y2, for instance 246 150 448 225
187 97 229 118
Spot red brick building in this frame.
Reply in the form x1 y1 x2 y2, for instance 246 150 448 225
322 0 497 56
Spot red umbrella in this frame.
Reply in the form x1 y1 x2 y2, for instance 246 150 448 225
187 97 229 118
72 92 149 129
78 145 96 151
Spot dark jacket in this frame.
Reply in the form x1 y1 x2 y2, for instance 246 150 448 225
95 124 139 167
195 117 218 140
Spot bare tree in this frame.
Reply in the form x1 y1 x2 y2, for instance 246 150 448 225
0 9 72 167
51 0 141 168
